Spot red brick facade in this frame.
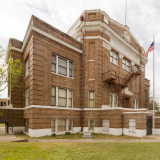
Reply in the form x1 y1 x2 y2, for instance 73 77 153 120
0 9 154 137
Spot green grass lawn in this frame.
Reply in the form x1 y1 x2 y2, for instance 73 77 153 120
0 123 5 127
15 133 142 139
0 142 160 160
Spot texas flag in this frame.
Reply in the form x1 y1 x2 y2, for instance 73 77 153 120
144 42 154 57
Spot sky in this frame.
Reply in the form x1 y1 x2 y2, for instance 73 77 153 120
0 0 160 102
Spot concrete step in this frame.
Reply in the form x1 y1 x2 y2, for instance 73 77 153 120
82 133 92 138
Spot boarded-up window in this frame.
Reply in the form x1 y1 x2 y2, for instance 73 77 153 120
129 119 136 133
102 119 109 132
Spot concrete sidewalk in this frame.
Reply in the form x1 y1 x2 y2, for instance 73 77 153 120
0 135 26 142
1 134 160 143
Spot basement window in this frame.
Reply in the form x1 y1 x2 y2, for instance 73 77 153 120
51 119 73 133
88 119 94 131
129 119 136 133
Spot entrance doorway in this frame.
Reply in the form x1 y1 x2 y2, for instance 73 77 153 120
0 123 8 135
146 116 152 135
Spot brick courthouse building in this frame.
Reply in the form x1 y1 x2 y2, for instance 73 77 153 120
1 9 158 137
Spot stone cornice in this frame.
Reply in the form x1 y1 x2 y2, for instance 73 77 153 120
131 62 135 66
79 21 148 64
78 21 140 55
119 53 124 59
10 25 82 54
102 42 111 51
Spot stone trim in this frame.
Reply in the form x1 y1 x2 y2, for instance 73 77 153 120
102 42 111 51
119 53 124 59
145 83 151 87
10 25 82 54
131 61 135 66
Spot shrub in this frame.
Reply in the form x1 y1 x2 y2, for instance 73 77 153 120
65 132 71 135
51 133 56 137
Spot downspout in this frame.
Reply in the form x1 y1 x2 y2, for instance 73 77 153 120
122 114 124 135
80 16 84 132
81 30 84 132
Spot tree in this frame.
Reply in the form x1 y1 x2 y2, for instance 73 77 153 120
0 45 22 93
149 96 159 110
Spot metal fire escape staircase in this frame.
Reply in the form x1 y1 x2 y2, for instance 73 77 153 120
103 69 141 108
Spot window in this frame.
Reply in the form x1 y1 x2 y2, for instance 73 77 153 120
68 90 72 108
0 102 3 107
51 119 55 132
51 119 73 133
129 119 136 133
68 119 73 131
58 88 67 107
123 58 130 71
25 58 29 77
69 62 73 78
52 55 56 72
58 57 67 76
133 99 138 109
52 54 73 78
51 86 73 108
58 119 66 131
88 119 94 131
110 94 118 108
51 87 56 106
102 119 109 132
110 50 118 65
134 65 138 72
25 88 29 107
89 91 95 108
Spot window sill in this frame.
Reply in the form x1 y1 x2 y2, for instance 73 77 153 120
52 72 74 79
51 105 73 109
123 68 131 73
110 61 119 67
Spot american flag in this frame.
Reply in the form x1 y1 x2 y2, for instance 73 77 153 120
144 42 154 57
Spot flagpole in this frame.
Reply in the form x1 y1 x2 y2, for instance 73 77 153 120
153 36 155 138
